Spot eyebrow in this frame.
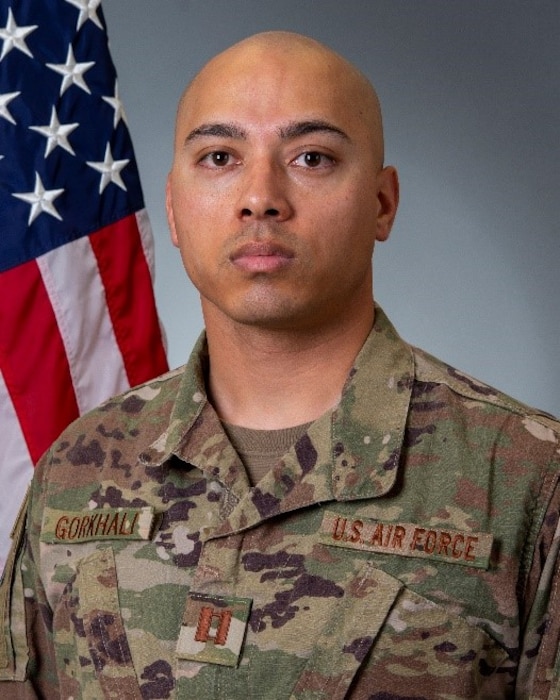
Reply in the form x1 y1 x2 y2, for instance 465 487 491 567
185 122 247 142
184 119 349 144
278 120 349 141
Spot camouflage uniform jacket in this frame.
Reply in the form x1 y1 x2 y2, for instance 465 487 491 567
1 307 560 699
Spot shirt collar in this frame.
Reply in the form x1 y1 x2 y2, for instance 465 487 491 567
140 305 414 505
330 305 414 500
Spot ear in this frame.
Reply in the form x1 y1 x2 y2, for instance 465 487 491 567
375 166 399 242
165 175 179 248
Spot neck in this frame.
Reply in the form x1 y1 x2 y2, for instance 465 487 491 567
203 302 375 429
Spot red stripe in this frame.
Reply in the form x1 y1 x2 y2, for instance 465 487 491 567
0 260 80 464
89 215 168 387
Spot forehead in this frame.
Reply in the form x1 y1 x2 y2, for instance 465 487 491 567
177 45 372 141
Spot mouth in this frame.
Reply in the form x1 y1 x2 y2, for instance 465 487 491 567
229 241 295 274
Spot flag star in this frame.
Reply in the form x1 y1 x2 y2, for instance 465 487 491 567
87 143 129 193
0 8 37 61
65 0 103 31
102 81 127 128
30 107 79 157
46 45 95 96
13 173 64 224
0 91 20 124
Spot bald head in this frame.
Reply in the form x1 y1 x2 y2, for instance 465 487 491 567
167 29 399 338
175 31 385 167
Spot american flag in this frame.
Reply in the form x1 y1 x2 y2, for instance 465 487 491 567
0 0 168 569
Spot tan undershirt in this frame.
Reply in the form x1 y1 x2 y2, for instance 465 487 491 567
223 422 312 486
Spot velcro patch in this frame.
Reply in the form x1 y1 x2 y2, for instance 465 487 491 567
319 511 493 569
176 592 252 667
41 506 156 544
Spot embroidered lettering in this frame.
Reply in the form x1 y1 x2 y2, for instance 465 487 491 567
392 525 405 549
464 536 477 561
95 512 110 536
67 517 81 540
349 519 363 544
54 516 69 540
410 527 425 552
77 515 90 540
320 511 493 570
452 534 465 558
119 511 139 536
85 514 99 538
332 516 347 541
437 530 451 555
42 507 156 543
106 513 120 536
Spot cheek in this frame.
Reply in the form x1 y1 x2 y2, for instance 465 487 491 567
318 203 377 257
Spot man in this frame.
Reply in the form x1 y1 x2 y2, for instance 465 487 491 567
1 31 559 699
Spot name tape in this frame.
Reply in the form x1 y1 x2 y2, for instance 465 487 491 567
319 511 493 569
41 506 157 544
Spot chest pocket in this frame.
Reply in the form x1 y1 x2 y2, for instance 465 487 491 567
289 563 510 700
53 547 143 700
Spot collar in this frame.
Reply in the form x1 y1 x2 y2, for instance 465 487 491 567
330 305 414 500
140 305 414 517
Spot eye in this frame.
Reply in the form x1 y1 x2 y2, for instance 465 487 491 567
292 151 334 168
199 151 233 168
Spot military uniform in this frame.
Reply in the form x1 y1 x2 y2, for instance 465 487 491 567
1 307 559 699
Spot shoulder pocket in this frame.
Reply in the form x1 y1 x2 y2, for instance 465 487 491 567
0 489 30 681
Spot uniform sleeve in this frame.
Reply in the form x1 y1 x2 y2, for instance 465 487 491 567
0 457 59 698
519 451 560 699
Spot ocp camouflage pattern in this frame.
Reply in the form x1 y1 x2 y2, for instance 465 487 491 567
1 307 559 699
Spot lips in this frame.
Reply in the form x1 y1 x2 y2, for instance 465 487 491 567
230 241 294 273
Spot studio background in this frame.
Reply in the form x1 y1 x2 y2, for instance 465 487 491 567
102 0 559 417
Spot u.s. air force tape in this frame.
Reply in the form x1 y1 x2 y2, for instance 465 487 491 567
40 506 157 544
319 511 494 569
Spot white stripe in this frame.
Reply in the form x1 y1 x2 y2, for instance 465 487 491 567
0 369 33 574
135 208 155 281
37 236 130 415
136 208 167 351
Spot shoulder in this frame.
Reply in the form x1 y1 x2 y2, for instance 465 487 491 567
411 344 560 437
73 364 183 426
38 365 186 471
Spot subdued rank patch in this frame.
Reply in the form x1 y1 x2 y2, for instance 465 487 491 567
176 592 252 667
40 506 157 543
319 511 494 569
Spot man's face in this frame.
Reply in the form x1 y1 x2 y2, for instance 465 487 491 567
167 40 398 333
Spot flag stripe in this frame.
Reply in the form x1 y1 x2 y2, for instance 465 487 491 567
0 1 169 571
135 208 156 281
0 369 33 548
89 212 168 387
0 260 80 463
36 235 129 414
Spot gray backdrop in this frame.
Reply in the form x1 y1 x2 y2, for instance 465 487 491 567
102 0 559 417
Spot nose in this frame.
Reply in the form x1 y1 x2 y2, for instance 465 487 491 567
236 159 293 222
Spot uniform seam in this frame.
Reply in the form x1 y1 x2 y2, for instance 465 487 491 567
411 345 560 432
537 558 560 685
518 462 560 619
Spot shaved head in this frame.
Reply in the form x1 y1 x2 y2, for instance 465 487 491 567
176 31 385 167
167 29 399 337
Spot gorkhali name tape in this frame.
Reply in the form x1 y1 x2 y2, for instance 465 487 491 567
41 506 157 543
319 511 494 569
